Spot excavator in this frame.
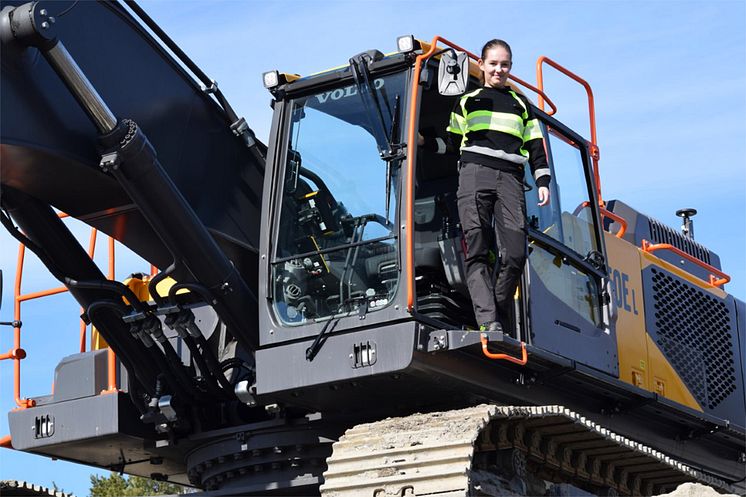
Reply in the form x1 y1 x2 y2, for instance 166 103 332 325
1 1 744 495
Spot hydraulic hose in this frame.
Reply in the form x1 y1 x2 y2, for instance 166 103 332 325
97 120 259 354
147 261 178 306
87 300 198 404
65 278 148 313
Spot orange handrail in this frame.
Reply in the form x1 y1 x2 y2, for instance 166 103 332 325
80 227 99 352
1 213 120 408
9 243 34 408
480 336 528 365
600 207 627 238
536 56 602 206
406 36 557 311
641 239 730 287
573 201 627 238
105 236 117 393
0 435 12 449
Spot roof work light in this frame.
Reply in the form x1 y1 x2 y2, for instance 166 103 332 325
396 35 417 53
262 70 280 89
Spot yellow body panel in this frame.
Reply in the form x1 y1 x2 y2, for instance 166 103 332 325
604 232 702 411
91 327 108 350
604 233 649 389
646 334 701 408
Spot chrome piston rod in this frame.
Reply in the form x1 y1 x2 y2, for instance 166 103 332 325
45 42 118 133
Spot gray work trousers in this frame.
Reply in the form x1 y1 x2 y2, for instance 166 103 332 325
456 162 527 326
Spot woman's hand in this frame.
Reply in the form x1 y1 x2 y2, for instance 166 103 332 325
537 186 550 206
417 133 425 146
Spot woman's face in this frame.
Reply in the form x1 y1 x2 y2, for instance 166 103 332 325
479 46 512 88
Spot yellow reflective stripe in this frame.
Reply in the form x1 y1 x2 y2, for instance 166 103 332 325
447 112 466 135
465 111 524 139
463 88 482 99
523 118 544 142
459 89 479 118
508 90 529 120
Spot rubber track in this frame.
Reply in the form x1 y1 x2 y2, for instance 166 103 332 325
320 405 735 496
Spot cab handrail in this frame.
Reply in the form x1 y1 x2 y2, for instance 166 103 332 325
480 336 528 365
641 239 730 288
600 208 628 238
573 201 627 238
536 56 602 205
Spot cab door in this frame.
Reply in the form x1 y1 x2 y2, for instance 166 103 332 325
523 118 618 376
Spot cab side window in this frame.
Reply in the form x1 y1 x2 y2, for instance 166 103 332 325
525 126 598 258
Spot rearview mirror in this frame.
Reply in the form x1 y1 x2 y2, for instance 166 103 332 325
438 49 468 96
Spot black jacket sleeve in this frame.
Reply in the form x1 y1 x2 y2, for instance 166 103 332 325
518 94 550 189
420 99 463 155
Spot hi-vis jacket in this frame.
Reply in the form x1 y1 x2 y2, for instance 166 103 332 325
429 86 550 189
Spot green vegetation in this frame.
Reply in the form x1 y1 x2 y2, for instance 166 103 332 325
89 473 186 496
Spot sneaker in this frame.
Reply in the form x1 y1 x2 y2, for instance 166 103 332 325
479 321 503 332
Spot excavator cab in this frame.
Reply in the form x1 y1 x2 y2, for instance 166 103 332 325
258 39 617 378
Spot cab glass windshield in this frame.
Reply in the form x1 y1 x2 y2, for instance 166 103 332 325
272 71 406 325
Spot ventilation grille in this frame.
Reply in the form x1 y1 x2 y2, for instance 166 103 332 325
650 268 735 409
648 218 711 265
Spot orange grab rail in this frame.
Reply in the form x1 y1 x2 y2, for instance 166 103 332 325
641 239 730 288
480 336 528 365
572 201 627 238
105 236 117 392
406 36 557 311
0 434 12 449
599 207 627 238
536 56 602 206
1 212 119 408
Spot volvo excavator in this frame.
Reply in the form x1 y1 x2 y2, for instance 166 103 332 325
1 1 744 495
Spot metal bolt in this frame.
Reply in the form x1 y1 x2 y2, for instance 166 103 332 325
41 21 49 29
39 9 47 16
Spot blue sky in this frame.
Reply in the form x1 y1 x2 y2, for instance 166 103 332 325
1 1 744 495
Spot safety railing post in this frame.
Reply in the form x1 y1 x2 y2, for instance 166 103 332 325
104 235 118 393
2 213 121 409
536 56 602 206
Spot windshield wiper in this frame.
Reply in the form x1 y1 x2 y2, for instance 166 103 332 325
384 95 401 223
349 52 403 223
349 51 404 162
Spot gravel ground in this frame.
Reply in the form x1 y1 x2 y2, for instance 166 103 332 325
654 482 741 497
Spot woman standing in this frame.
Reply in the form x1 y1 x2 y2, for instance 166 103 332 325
424 39 551 332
